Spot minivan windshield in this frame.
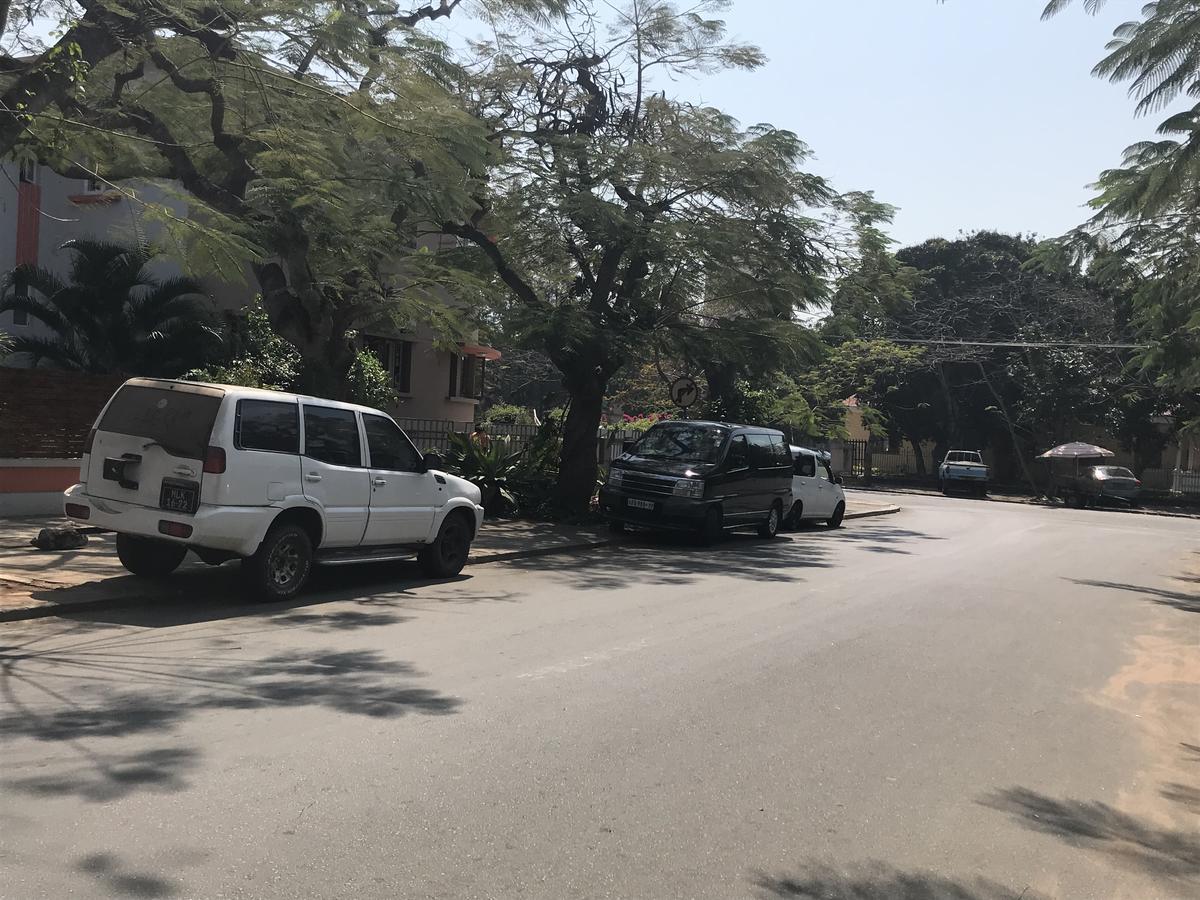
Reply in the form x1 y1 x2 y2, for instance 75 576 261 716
632 423 728 464
97 385 222 459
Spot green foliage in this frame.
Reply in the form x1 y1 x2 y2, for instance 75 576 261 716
449 0 893 511
1042 1 1200 415
483 404 537 425
5 0 565 397
444 431 523 515
187 299 299 390
346 349 398 409
0 239 219 376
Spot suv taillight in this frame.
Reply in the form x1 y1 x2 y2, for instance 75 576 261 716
83 427 96 454
203 446 226 474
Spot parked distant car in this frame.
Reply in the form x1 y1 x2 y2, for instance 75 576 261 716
938 450 989 497
599 420 792 543
64 378 484 600
1053 464 1142 508
1038 442 1142 509
785 446 846 529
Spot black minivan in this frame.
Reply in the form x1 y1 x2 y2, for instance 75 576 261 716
598 420 793 542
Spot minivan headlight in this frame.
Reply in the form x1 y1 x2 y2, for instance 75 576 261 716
608 468 624 486
673 478 704 499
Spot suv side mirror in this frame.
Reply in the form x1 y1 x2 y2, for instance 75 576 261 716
421 451 443 472
835 474 844 485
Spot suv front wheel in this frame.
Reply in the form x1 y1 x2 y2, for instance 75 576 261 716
116 534 187 578
242 523 313 602
419 512 473 578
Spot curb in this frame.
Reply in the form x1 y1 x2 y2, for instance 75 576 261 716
0 505 902 622
848 485 1200 521
843 505 901 521
0 592 158 623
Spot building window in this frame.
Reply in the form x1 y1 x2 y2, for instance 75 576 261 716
362 335 413 395
17 159 37 184
449 354 484 400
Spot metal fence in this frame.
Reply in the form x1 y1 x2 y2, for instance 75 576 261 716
1174 470 1200 495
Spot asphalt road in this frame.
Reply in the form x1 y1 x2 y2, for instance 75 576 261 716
2 494 1197 900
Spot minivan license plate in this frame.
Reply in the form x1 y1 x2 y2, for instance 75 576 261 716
159 479 198 514
626 498 655 511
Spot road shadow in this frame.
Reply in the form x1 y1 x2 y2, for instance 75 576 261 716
75 851 179 898
24 562 517 628
1065 578 1200 613
981 786 1200 887
1 623 460 802
752 861 1045 899
790 521 946 555
504 531 832 590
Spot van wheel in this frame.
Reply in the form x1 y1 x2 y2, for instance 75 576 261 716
698 506 724 545
758 502 782 539
826 502 846 529
242 523 313 602
419 512 473 578
785 501 803 530
608 519 627 535
116 534 187 578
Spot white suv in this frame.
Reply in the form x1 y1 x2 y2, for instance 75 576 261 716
64 378 484 600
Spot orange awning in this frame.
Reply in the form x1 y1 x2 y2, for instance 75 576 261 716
460 343 502 361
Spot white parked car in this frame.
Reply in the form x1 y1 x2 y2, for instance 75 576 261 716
64 378 484 600
784 445 846 529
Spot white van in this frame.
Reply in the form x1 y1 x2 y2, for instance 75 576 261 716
64 378 484 600
784 445 846 529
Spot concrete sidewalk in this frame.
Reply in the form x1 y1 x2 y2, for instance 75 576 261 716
0 496 898 621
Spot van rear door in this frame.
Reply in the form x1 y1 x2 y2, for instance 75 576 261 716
86 380 224 514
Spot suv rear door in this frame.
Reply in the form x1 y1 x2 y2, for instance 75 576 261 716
86 381 224 515
300 404 370 547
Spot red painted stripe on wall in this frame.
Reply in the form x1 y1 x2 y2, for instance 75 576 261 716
15 181 41 265
0 466 80 493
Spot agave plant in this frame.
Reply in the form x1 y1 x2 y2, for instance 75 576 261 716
444 431 525 516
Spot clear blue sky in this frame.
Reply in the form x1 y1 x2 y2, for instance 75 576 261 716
684 0 1154 247
439 0 1154 248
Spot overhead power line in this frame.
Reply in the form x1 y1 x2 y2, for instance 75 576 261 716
886 338 1149 350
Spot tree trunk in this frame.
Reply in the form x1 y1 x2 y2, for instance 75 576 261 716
976 362 1038 495
702 361 738 421
557 365 607 515
909 437 927 477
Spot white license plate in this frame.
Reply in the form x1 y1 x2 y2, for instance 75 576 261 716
626 498 655 511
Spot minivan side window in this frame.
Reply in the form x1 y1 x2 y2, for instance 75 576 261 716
727 435 749 470
303 405 361 467
796 454 816 478
363 414 422 472
770 435 790 467
236 400 299 454
747 434 775 468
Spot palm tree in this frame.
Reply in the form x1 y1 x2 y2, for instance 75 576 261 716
0 239 220 376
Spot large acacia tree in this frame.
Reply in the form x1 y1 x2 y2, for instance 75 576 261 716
446 0 892 511
2 0 562 395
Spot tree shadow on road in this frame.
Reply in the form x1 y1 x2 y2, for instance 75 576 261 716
75 851 180 898
502 532 832 590
1065 578 1199 613
0 623 460 802
27 563 517 629
981 786 1200 887
752 861 1045 899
